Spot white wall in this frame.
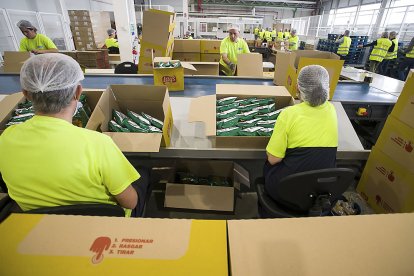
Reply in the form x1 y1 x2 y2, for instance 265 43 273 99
149 0 182 12
64 0 113 12
1 0 61 13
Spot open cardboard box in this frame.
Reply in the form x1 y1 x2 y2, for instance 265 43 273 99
273 50 344 99
390 74 414 128
164 160 249 212
172 52 201 62
153 57 196 91
237 53 263 77
3 51 31 73
189 84 294 149
86 84 173 152
200 53 221 62
0 214 228 275
0 90 103 134
184 62 219 75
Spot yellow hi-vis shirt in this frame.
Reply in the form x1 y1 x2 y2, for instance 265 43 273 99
337 36 351 56
219 36 250 76
254 27 259 35
369 38 392 62
384 38 398 60
277 32 284 40
288 35 299 51
266 101 338 158
19 34 57 52
271 29 277 38
284 32 290 39
105 37 119 48
0 116 140 217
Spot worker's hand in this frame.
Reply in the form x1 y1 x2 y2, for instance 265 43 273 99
357 45 363 48
229 62 236 72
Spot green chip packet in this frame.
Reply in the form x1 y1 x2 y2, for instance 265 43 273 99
216 102 239 112
142 112 164 129
237 118 261 128
255 103 276 114
234 97 257 105
238 110 259 121
217 97 237 106
127 110 150 130
252 98 274 105
216 126 240 136
239 126 263 136
217 116 239 129
257 128 274 136
217 108 238 120
238 102 260 112
113 110 128 126
108 120 129 132
256 120 276 128
123 119 148 133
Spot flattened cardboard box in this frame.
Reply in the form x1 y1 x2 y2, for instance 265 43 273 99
173 39 201 53
0 214 228 276
164 160 249 212
237 53 263 77
142 9 175 47
184 62 219 76
357 147 414 214
86 84 173 152
189 84 294 149
391 74 414 128
200 40 221 54
228 214 414 276
153 57 196 91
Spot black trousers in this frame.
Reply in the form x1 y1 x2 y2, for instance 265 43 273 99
130 167 151 217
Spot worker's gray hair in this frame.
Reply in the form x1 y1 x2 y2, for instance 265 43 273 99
291 29 297 34
107 28 116 36
297 65 330 107
390 31 397 37
17 20 37 32
381 31 389 38
344 30 350 36
27 85 78 114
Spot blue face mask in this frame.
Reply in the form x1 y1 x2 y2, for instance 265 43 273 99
73 101 83 117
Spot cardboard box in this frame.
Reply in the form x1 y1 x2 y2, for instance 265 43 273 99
138 56 153 74
60 51 78 60
236 53 263 77
164 160 249 212
68 10 90 17
273 50 344 99
200 40 221 54
3 51 30 73
71 26 93 33
142 9 175 47
189 84 295 148
0 214 228 275
184 62 219 75
407 69 414 81
172 52 201 62
200 53 221 62
140 39 174 58
375 115 414 173
391 74 414 128
228 214 414 275
86 84 173 152
69 15 91 22
357 147 414 213
74 35 94 43
71 21 92 27
153 57 196 91
173 39 201 53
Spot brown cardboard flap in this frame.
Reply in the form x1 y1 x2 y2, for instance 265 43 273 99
0 92 25 130
188 95 216 136
237 53 263 77
105 132 163 152
216 84 291 97
180 62 197 71
165 183 234 212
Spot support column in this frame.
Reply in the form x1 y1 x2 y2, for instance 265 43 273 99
370 0 392 39
183 0 189 36
113 0 138 63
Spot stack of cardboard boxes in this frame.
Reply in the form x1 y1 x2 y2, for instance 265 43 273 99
138 9 176 74
200 40 221 62
357 75 414 214
68 10 97 51
172 39 201 61
77 50 109 69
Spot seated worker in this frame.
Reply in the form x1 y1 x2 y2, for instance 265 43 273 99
219 24 250 76
0 54 148 217
264 65 338 204
105 28 119 49
184 31 194 39
17 20 58 54
287 29 299 51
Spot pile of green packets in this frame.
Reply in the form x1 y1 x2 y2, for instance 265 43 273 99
108 109 163 133
6 94 92 128
176 172 231 187
216 96 285 136
154 61 181 68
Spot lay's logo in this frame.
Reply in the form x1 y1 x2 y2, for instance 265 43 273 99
162 76 176 84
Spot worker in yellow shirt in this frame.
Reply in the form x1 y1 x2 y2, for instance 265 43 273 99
287 29 299 51
271 29 277 41
284 29 290 39
259 28 266 40
105 29 119 48
358 32 392 73
184 31 194 39
254 27 260 40
277 29 284 41
219 25 250 76
335 30 352 60
264 28 272 42
17 20 58 54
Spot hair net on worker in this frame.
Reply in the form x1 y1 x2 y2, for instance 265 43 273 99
107 28 116 36
297 65 330 107
227 24 240 32
17 20 35 30
20 53 84 93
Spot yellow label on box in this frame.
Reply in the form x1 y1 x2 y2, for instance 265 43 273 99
153 67 184 91
391 74 414 128
162 104 173 147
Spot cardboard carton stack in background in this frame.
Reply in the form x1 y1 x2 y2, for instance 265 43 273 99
2 51 30 73
172 39 201 61
77 50 110 69
68 10 97 51
357 75 414 214
200 40 221 62
138 9 176 74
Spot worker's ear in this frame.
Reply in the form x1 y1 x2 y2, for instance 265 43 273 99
22 90 32 101
74 84 83 101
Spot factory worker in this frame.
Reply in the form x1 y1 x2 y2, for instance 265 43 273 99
17 20 58 54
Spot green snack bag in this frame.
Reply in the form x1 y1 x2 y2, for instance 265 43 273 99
255 108 284 120
177 172 199 184
216 126 240 136
238 102 260 112
113 109 128 125
127 110 150 130
217 96 237 106
208 176 231 187
216 102 239 112
217 116 239 129
6 121 24 127
79 94 87 104
239 126 263 136
123 119 148 133
14 106 34 115
252 98 274 105
108 120 129 132
237 118 261 128
72 105 90 128
234 97 257 105
148 126 162 133
18 100 33 109
256 120 276 128
141 112 164 129
79 94 92 117
238 110 259 121
9 113 34 123
216 108 238 120
255 103 276 114
257 128 274 136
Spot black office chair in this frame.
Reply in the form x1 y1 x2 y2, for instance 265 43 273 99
256 168 355 218
23 203 125 217
114 62 138 74
107 46 120 54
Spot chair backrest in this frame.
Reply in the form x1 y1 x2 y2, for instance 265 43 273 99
24 203 125 217
108 46 120 54
114 62 138 74
274 168 355 212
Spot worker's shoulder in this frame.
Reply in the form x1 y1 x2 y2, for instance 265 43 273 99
75 126 113 143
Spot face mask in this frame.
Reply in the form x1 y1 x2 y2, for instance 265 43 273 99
73 101 83 117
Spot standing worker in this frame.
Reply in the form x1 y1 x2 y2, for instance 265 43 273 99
265 28 272 43
219 25 250 76
397 36 414 81
254 26 260 40
284 29 290 39
379 31 398 76
277 29 284 41
358 32 392 73
271 28 277 42
287 29 299 51
17 20 58 54
259 28 266 41
335 30 351 60
105 29 119 49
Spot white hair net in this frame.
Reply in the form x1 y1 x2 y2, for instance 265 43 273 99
297 65 330 107
107 28 116 36
17 20 35 29
20 53 84 93
227 24 240 32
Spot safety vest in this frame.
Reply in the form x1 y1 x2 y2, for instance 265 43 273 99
288 35 299 51
271 30 276 38
277 32 284 40
384 38 398 60
254 28 259 35
407 47 414 58
284 32 290 39
369 38 392 62
337 36 351 56
265 31 272 41
259 30 265 39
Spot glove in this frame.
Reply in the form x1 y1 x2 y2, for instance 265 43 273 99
229 62 236 72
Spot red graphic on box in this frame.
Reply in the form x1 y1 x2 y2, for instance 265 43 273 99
405 141 413 152
391 136 413 153
162 76 177 84
90 236 111 264
375 166 396 182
